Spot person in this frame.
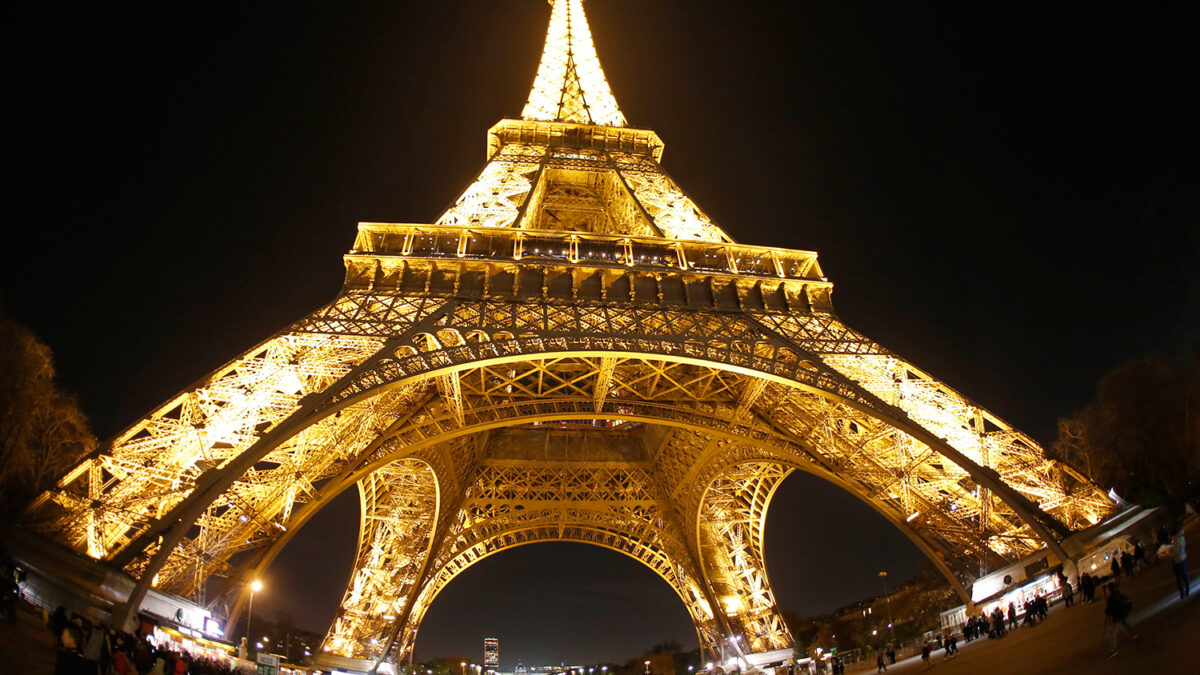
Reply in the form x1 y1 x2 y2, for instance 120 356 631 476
75 616 102 674
1103 582 1138 657
920 643 932 669
887 646 896 664
56 624 94 675
113 646 131 675
876 652 887 672
946 635 958 656
1121 550 1135 577
990 606 1004 637
50 606 70 644
1132 541 1146 571
1173 526 1190 600
1110 555 1122 580
1061 572 1075 607
1007 602 1017 630
133 638 154 675
1021 602 1037 627
1 565 17 623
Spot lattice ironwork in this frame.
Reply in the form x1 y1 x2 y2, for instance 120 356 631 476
25 0 1114 668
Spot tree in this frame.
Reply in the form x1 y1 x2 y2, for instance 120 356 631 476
810 621 837 653
1052 350 1200 514
782 611 817 657
646 640 682 655
0 310 97 514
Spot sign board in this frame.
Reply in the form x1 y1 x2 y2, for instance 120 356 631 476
256 653 280 675
203 616 223 637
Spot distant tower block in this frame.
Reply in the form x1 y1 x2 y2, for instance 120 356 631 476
484 637 499 669
27 0 1115 666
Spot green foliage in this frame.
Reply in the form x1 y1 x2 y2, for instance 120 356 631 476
1052 349 1200 512
0 311 97 514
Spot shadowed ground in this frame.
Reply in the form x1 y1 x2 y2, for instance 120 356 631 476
850 536 1200 675
6 538 1197 675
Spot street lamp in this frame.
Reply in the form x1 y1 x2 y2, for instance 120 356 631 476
644 660 651 675
246 579 263 650
461 662 467 675
878 571 895 643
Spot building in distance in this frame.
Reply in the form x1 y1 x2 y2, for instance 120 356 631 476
484 638 499 669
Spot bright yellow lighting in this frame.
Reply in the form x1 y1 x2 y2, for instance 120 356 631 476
522 0 625 126
722 596 742 616
250 579 263 592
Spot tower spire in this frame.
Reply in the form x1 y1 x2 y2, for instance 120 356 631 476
522 0 626 127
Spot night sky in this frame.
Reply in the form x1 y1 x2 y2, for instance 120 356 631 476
5 0 1197 668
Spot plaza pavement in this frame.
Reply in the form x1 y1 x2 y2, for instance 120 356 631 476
5 538 1198 675
852 554 1200 674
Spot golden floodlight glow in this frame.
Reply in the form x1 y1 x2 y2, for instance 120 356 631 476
522 0 626 126
25 0 1117 666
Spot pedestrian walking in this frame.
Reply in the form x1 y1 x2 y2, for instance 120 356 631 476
1110 555 1121 580
1103 582 1139 657
1007 602 1017 630
1133 541 1146 571
920 643 933 669
1173 526 1190 600
55 624 93 675
876 652 887 672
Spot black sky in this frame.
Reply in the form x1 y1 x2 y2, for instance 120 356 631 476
5 0 1198 667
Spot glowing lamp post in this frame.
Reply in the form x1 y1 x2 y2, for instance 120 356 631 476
247 579 263 650
878 572 895 643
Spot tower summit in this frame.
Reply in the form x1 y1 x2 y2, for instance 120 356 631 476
522 0 626 127
28 1 1114 670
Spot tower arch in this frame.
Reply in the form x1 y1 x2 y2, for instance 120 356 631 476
21 0 1117 667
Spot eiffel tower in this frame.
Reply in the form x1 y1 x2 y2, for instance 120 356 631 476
28 0 1114 668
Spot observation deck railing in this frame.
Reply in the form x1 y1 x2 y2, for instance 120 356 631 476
349 223 827 285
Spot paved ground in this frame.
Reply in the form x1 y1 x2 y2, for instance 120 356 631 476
5 549 1197 674
852 559 1200 675
1 603 56 674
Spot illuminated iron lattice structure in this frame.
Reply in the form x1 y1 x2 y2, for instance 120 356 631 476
28 0 1114 667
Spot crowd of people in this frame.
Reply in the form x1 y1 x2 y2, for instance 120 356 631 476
897 523 1192 667
47 606 240 675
